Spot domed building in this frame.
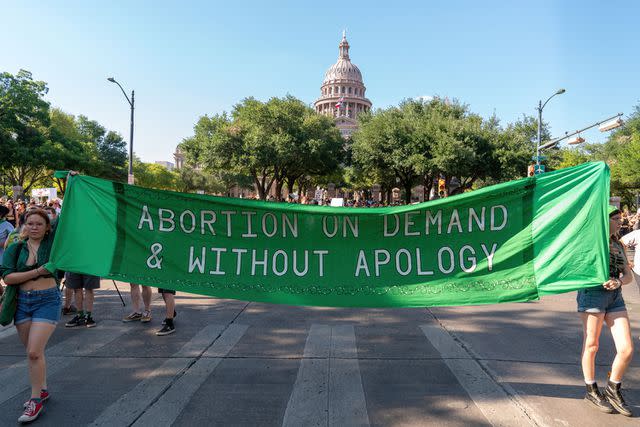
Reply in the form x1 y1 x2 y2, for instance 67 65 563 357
315 32 372 138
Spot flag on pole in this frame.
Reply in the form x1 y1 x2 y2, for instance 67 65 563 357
335 97 344 109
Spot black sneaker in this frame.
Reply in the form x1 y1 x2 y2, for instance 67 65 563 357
161 311 177 325
85 316 96 328
156 322 175 336
62 305 77 315
604 380 632 417
65 314 85 328
585 383 614 413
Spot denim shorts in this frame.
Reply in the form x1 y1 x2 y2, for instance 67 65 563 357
15 287 62 325
577 287 626 314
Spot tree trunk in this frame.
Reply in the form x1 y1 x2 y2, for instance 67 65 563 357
404 181 413 204
274 179 284 201
423 174 434 201
252 169 267 200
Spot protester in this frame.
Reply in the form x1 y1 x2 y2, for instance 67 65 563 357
156 288 177 336
15 201 26 228
0 209 60 423
61 283 78 316
4 212 26 250
5 199 16 227
64 272 100 328
0 205 15 262
577 206 634 416
619 228 640 295
122 283 152 323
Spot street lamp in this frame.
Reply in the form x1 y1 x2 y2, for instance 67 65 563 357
536 88 566 168
539 113 624 150
107 77 135 185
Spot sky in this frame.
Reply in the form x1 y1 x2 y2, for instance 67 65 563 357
3 1 639 163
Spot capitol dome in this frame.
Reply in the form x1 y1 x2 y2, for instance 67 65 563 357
323 60 363 83
323 52 363 84
315 32 372 138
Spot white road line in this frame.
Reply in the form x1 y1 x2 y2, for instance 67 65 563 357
0 320 126 405
283 324 370 427
132 324 248 427
202 323 248 358
420 324 539 427
282 324 331 427
329 325 370 427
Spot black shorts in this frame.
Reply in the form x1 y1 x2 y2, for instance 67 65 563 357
158 288 175 295
65 272 101 290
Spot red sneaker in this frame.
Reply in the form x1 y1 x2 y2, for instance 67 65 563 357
18 399 43 423
23 390 49 408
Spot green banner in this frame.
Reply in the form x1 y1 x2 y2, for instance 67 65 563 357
48 162 609 307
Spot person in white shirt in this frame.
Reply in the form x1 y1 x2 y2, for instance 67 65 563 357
619 229 640 294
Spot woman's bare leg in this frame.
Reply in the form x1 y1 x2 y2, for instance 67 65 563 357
26 323 56 398
605 311 634 381
581 312 605 381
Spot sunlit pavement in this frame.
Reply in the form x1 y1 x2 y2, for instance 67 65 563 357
0 281 637 426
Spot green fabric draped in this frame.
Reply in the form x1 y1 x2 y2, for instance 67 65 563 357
48 162 609 307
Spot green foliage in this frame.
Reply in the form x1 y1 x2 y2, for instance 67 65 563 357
133 159 177 191
0 70 127 195
174 166 229 194
0 70 52 192
180 95 343 200
352 98 513 202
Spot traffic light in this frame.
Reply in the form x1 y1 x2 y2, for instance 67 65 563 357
527 164 535 177
438 178 446 198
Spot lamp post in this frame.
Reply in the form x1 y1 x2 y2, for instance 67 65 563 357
107 77 135 185
538 113 625 150
536 88 565 168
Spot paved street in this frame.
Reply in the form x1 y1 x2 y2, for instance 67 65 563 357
0 282 638 426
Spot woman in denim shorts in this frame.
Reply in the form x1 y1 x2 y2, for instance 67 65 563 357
577 207 634 416
0 209 61 423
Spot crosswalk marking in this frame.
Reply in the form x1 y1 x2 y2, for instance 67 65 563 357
328 325 370 427
282 324 370 427
420 324 538 427
89 323 235 427
0 320 127 405
131 323 248 427
282 325 330 427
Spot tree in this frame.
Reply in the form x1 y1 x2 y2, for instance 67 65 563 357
174 166 227 194
98 131 127 181
0 70 52 193
181 96 343 200
489 114 553 183
352 98 503 203
75 115 126 181
133 159 177 191
352 105 421 204
47 108 87 194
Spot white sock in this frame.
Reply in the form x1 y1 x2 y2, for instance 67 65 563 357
609 378 621 384
585 379 596 385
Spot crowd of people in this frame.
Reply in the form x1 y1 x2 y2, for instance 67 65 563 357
0 193 637 422
618 208 640 236
0 196 178 423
